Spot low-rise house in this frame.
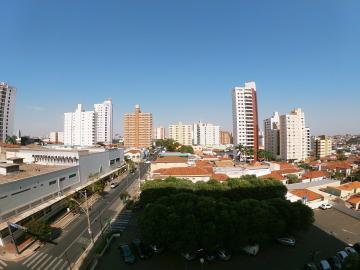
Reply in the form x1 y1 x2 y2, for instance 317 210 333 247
347 194 360 210
324 181 360 198
301 171 329 183
124 149 142 162
151 156 189 173
321 161 354 177
287 189 324 209
152 167 212 182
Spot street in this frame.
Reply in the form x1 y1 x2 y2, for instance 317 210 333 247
4 163 149 270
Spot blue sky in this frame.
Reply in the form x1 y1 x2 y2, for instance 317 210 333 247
1 0 359 137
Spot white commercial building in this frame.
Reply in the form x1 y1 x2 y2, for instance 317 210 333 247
0 146 125 246
193 122 220 146
168 122 193 146
279 108 310 162
0 82 16 142
49 131 64 144
264 112 281 160
232 81 259 160
94 99 113 144
155 126 166 140
64 100 113 147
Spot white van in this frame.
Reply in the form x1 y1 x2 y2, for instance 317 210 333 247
242 244 260 256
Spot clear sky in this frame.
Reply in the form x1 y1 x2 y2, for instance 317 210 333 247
1 0 359 137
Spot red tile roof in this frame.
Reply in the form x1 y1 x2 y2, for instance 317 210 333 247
260 172 286 181
277 168 302 175
347 194 360 205
212 173 229 181
302 170 329 179
273 162 298 170
290 189 324 202
153 167 212 176
125 149 141 154
336 181 360 191
323 161 352 170
154 156 188 163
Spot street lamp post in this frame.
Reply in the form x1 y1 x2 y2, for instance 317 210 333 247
70 190 94 244
200 258 205 270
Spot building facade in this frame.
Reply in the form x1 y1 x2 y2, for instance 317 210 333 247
232 81 259 160
264 112 280 160
168 122 193 146
220 130 232 145
279 108 310 162
94 99 113 144
193 122 220 146
49 131 64 144
155 126 166 140
0 82 16 142
314 135 332 159
124 105 153 148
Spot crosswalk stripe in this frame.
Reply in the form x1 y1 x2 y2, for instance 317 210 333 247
43 257 59 270
37 255 53 270
31 253 49 269
0 261 6 267
0 265 3 270
52 259 64 270
24 252 43 267
22 252 39 265
57 262 69 270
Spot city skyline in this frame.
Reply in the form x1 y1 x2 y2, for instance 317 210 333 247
1 1 360 136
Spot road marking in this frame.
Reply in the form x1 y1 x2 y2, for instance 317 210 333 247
342 229 357 235
31 253 49 269
51 259 64 270
43 257 59 270
37 255 53 270
57 262 69 270
0 260 7 267
24 252 43 267
22 252 39 265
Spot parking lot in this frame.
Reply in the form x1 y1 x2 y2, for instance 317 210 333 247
95 208 359 270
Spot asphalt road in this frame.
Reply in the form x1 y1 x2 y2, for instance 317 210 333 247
5 162 150 270
95 206 360 270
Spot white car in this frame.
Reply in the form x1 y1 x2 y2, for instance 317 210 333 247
320 203 332 210
110 182 119 188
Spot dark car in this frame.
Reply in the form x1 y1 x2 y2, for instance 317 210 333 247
216 249 231 261
353 242 360 253
304 263 319 270
120 244 136 264
277 237 296 247
132 239 150 259
327 256 342 270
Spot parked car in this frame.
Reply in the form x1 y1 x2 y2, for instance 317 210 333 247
216 249 231 261
345 246 357 255
318 260 331 270
132 239 149 259
149 244 164 254
327 256 342 270
320 203 332 210
120 244 136 264
181 252 197 261
277 237 296 247
110 182 119 188
336 250 349 262
352 242 360 253
304 263 319 270
242 244 260 256
205 252 217 262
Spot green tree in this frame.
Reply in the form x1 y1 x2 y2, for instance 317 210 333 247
87 181 105 194
156 139 180 152
336 149 347 161
179 145 194 154
342 254 360 270
120 191 130 202
287 174 301 184
5 135 17 145
25 220 52 241
258 149 273 161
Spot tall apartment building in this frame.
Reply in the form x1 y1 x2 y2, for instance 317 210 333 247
94 99 113 143
279 108 310 162
264 112 280 160
155 126 166 140
0 82 16 142
168 122 193 146
314 135 332 159
64 104 96 146
193 122 220 146
220 130 232 145
49 131 64 144
124 105 153 148
232 81 259 160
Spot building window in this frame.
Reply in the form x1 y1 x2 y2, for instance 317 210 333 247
49 180 57 186
60 177 66 182
11 188 31 196
69 173 76 179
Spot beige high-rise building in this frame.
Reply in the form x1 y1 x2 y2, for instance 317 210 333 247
155 126 166 140
169 122 193 146
220 130 232 145
314 135 332 159
264 112 280 160
124 105 153 148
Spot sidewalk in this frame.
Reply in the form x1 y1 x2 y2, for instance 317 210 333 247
0 237 41 262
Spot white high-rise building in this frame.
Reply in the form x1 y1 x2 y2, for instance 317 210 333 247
94 99 113 143
0 82 16 142
232 81 259 160
193 122 220 146
168 122 193 146
64 104 96 146
155 126 166 140
279 108 310 162
264 112 281 160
